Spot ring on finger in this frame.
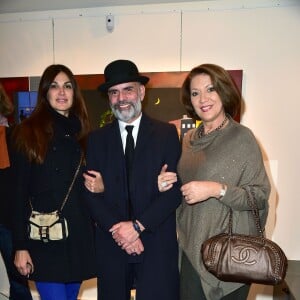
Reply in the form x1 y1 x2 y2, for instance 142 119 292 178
161 181 167 188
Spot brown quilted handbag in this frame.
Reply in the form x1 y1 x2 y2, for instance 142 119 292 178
201 188 287 285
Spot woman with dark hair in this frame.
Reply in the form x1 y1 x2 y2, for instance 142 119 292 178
12 64 97 300
158 63 270 299
0 82 33 299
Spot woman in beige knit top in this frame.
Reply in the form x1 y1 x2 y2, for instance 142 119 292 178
158 64 270 300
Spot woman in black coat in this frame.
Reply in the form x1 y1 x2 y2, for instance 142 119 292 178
12 64 96 300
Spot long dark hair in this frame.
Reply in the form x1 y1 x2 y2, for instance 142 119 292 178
13 64 90 163
182 63 241 120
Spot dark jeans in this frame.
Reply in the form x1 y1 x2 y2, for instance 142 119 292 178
0 224 33 300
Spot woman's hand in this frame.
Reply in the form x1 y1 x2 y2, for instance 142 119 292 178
158 164 177 192
181 181 224 204
14 250 34 277
83 170 104 193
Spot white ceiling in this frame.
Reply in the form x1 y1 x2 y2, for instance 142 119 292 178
0 0 210 14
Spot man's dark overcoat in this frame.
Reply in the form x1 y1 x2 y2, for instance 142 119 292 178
85 114 182 300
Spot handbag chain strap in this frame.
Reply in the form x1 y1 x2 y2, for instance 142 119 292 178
246 187 264 236
29 154 83 212
228 187 264 237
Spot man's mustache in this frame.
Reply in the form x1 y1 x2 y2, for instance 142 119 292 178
113 100 133 110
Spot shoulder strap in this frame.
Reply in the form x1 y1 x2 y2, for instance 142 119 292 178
228 187 264 237
245 186 264 237
59 154 83 211
29 154 83 212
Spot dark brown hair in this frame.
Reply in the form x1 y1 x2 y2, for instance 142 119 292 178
13 64 90 163
181 63 241 120
0 82 14 116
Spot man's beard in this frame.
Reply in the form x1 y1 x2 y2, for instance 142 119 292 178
110 100 142 123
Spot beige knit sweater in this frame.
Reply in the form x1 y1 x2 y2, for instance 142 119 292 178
177 117 270 300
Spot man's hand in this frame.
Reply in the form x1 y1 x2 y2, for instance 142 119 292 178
123 238 145 255
109 221 139 248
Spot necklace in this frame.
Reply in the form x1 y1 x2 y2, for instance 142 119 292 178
198 115 228 138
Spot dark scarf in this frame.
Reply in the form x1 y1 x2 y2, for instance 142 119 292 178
48 107 81 139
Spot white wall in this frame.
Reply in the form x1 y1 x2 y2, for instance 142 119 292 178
1 0 299 299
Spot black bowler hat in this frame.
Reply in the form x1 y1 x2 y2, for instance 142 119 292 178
98 59 149 92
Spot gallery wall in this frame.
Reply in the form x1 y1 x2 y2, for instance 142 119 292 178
0 0 299 299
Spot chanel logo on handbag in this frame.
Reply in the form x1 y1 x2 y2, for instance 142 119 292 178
27 155 82 243
231 245 257 265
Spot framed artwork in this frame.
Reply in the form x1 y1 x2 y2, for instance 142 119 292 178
76 70 242 130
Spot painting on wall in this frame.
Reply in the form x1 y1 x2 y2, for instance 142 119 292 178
0 77 28 124
76 70 243 130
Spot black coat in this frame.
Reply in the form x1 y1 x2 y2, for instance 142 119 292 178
85 114 182 300
12 111 95 282
0 166 12 227
0 127 14 228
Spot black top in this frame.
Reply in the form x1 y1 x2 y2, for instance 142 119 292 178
0 127 14 228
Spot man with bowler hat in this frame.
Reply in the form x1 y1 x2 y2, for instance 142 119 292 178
84 59 181 300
